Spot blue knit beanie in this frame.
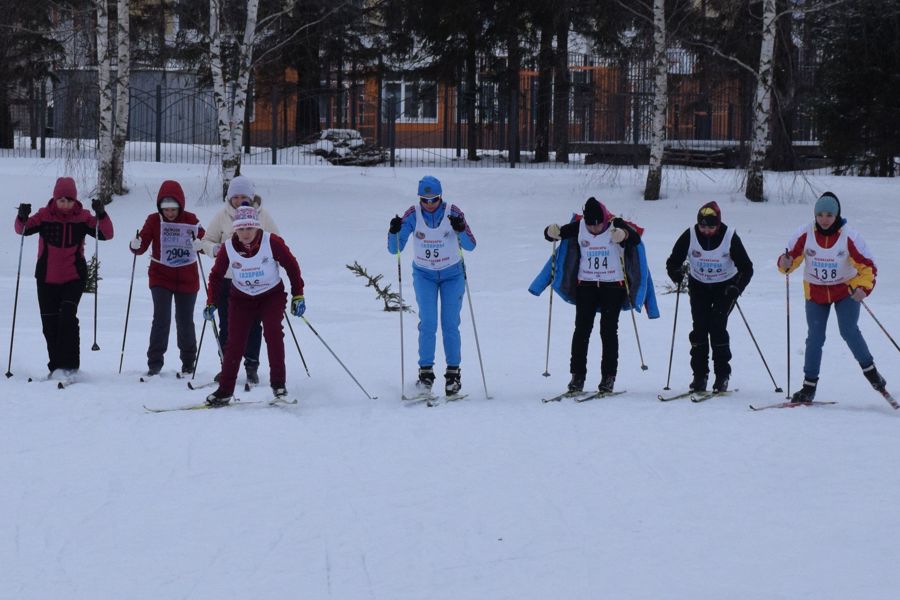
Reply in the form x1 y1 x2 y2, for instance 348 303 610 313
814 192 840 216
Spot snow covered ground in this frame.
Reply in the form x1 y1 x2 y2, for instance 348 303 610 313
1 158 899 599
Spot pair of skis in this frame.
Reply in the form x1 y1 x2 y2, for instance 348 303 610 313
144 395 297 413
657 389 737 403
542 390 626 403
403 391 469 407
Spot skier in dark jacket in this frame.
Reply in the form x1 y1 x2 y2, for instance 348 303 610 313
665 201 753 393
13 177 114 379
129 180 206 376
543 197 641 394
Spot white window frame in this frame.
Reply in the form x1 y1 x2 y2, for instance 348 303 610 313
382 79 439 123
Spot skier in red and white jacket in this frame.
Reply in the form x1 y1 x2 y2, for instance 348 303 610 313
202 205 304 405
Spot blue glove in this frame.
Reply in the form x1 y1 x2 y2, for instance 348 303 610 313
290 295 306 317
203 304 217 321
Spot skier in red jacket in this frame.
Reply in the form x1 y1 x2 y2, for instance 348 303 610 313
202 205 305 405
129 180 206 376
14 177 114 379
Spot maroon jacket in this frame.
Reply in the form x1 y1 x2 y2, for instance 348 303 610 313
15 199 114 284
131 180 206 294
206 231 304 305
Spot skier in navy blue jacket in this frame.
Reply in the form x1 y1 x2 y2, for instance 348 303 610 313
387 176 477 395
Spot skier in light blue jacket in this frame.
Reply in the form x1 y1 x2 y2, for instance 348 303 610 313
387 175 476 396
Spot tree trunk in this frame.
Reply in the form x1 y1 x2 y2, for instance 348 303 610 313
644 0 667 201
745 0 777 202
295 48 321 140
96 0 114 204
533 15 554 163
209 0 260 198
553 6 570 164
464 38 478 161
111 0 131 195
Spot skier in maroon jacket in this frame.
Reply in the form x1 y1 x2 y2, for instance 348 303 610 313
129 180 206 376
14 177 114 378
202 205 305 405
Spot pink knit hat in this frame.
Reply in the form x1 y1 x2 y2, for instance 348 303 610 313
53 177 78 201
232 205 261 229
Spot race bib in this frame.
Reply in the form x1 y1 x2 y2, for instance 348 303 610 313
159 222 198 268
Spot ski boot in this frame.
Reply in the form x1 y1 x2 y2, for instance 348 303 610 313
272 386 288 400
146 366 161 377
598 375 615 394
445 366 462 396
245 361 260 386
790 379 818 403
205 388 233 407
712 374 729 393
416 366 435 392
863 364 886 392
567 374 585 393
689 374 708 393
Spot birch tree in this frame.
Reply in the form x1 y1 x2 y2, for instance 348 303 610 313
643 0 667 200
96 0 114 203
111 0 130 195
209 0 260 198
744 0 777 202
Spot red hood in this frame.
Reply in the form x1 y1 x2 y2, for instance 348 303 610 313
156 180 186 215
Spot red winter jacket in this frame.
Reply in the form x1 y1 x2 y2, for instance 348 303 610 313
131 180 206 294
14 199 114 284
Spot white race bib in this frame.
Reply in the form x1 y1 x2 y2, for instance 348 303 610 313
224 232 282 296
412 204 461 271
688 226 738 283
577 220 624 282
159 220 198 268
803 224 856 285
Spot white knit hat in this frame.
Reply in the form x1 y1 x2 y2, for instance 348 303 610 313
232 205 261 229
226 175 255 200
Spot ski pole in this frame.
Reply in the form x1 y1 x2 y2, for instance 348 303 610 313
784 248 791 399
194 235 223 363
118 230 139 374
396 229 406 398
284 310 310 376
91 218 100 351
459 249 491 399
542 241 557 377
663 269 685 390
735 300 783 393
301 316 377 399
860 299 900 354
620 255 648 371
5 228 26 378
190 318 206 379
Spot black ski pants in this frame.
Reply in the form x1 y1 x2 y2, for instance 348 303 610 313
570 282 626 379
148 286 198 372
37 279 85 373
688 282 734 378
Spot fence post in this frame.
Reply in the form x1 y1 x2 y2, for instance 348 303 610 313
243 78 252 155
455 67 462 159
389 101 396 167
155 84 162 163
271 85 278 165
39 81 46 159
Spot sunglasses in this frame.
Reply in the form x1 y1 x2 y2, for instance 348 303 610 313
419 195 441 204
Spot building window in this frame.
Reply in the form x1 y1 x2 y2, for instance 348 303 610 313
383 80 438 122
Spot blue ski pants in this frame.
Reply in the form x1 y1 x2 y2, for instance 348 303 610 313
412 266 465 368
803 296 873 380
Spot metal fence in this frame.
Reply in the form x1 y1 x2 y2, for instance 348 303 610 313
1 55 827 170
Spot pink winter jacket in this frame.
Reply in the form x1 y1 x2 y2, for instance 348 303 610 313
14 199 114 284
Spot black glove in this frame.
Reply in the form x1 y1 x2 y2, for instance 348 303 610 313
17 203 31 222
91 198 106 219
449 215 466 232
668 270 683 286
724 285 741 300
611 217 626 229
389 215 403 234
